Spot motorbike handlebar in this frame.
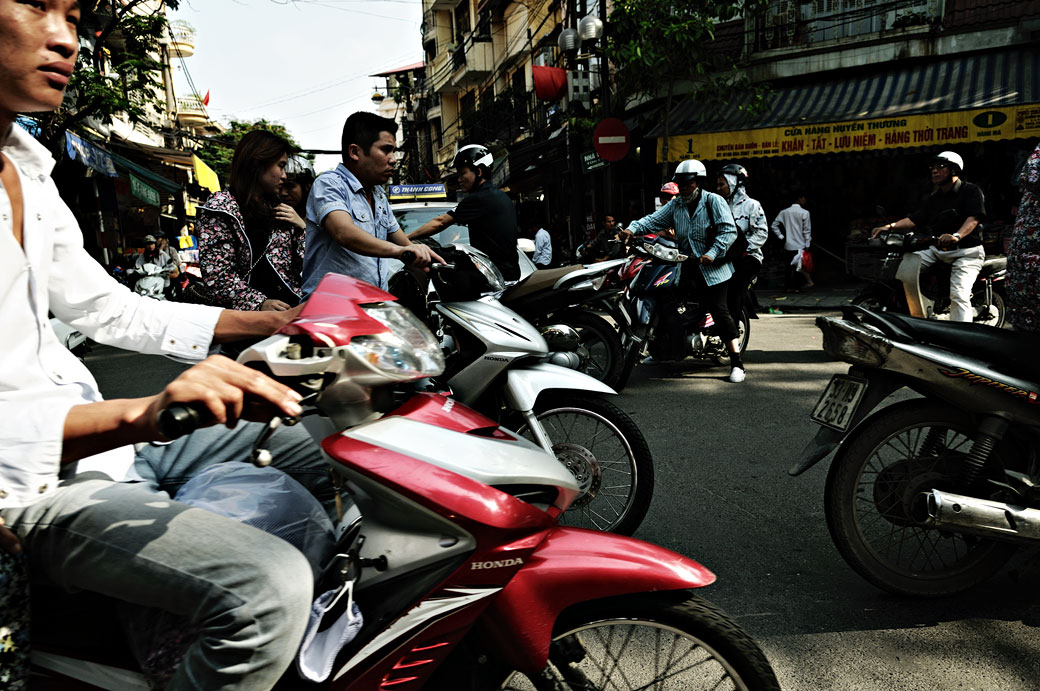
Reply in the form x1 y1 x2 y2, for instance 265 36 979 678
157 403 210 440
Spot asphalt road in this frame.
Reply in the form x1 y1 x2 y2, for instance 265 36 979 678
83 311 1040 690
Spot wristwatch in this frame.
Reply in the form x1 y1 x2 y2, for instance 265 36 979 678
952 233 961 242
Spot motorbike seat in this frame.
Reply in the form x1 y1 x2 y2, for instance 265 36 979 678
866 310 1040 382
980 255 1006 277
501 265 583 304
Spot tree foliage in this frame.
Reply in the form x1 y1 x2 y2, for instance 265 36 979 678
606 0 770 166
195 119 312 184
36 0 180 153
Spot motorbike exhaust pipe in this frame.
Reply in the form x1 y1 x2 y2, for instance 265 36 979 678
916 489 1040 543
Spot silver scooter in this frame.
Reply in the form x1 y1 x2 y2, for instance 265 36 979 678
395 244 654 536
792 305 1040 596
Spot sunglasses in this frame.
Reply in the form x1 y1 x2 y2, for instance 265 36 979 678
929 162 949 170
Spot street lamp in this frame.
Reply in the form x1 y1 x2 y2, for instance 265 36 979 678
577 15 603 45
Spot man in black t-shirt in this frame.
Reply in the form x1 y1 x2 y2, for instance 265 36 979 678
409 144 520 281
871 151 986 322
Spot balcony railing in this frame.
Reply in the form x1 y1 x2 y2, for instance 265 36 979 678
169 20 195 58
451 40 493 88
176 95 208 125
751 0 940 53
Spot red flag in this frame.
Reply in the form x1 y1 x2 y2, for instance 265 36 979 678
202 90 210 106
532 66 568 101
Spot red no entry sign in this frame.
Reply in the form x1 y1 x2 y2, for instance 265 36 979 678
593 118 631 162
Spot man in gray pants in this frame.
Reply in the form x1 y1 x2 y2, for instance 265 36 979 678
0 2 324 687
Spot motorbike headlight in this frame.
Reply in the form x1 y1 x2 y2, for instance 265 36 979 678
648 244 683 262
349 303 445 380
469 253 506 291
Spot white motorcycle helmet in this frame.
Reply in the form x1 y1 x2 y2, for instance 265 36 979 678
932 151 964 176
672 159 707 185
451 144 494 177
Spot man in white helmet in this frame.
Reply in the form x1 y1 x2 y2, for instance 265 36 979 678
409 144 520 281
871 151 986 322
623 159 748 382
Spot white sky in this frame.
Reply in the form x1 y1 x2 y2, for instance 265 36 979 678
170 0 423 173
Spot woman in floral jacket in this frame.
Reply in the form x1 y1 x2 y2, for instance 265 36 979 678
1008 142 1040 332
198 130 305 311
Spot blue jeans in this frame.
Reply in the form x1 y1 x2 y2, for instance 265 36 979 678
2 476 313 690
2 422 331 690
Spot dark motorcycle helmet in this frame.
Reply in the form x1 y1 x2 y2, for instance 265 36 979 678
719 163 748 188
451 144 494 177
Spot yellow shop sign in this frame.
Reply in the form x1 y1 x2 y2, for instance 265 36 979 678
658 105 1040 162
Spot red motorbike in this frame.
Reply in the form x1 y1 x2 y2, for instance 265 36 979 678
31 274 779 690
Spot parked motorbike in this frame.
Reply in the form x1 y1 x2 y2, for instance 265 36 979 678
791 305 1040 596
32 273 780 690
131 261 170 300
611 234 754 389
848 230 1007 327
391 244 654 535
498 258 628 389
49 317 89 357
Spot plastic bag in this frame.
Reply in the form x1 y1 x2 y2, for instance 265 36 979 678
173 463 336 579
801 249 814 274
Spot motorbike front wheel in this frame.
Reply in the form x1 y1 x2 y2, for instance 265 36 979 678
825 399 1016 597
562 312 624 389
514 394 653 536
499 592 781 691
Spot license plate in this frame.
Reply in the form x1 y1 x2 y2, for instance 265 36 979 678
811 374 868 432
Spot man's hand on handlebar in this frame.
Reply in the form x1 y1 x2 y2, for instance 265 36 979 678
147 355 304 439
399 244 445 270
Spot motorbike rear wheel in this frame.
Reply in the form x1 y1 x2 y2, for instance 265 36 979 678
825 399 1016 597
515 394 653 536
499 592 781 691
561 312 624 389
972 289 1005 328
710 309 751 366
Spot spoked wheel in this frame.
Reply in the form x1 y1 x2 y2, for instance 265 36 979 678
972 289 1005 328
825 399 1016 596
499 593 781 691
710 310 751 366
515 394 653 536
563 312 624 389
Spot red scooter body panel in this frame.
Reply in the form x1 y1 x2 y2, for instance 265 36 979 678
280 274 396 345
387 392 521 439
482 526 716 673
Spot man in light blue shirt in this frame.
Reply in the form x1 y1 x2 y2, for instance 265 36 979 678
302 112 439 294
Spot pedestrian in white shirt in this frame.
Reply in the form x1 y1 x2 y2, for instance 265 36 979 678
771 193 814 290
533 225 552 268
0 3 321 687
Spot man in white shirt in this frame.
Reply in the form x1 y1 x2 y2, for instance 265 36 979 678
533 225 552 269
771 193 814 290
0 3 316 687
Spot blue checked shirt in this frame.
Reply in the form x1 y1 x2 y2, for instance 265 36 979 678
302 164 400 295
628 191 737 286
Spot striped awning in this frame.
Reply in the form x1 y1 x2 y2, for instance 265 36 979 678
651 49 1040 137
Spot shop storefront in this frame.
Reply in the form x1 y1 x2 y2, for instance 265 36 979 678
651 48 1040 283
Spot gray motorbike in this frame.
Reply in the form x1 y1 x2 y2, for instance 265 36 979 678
792 306 1040 596
391 244 654 536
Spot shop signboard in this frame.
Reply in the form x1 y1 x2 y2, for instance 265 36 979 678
388 183 447 201
130 174 160 207
582 150 609 173
658 104 1040 162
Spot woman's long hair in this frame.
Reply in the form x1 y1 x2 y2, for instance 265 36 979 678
229 130 295 233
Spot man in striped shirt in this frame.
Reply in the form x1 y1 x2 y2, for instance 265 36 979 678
624 160 747 383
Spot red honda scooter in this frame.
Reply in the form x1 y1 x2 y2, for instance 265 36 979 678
31 274 779 690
